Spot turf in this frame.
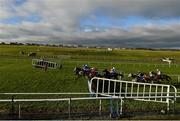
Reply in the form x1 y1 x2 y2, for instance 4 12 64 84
0 45 179 119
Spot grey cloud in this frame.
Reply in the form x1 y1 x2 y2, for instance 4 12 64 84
95 0 180 18
1 22 180 48
2 0 180 31
1 0 180 48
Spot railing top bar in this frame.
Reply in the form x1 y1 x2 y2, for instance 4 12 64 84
0 92 91 95
0 96 180 102
91 77 171 87
0 92 179 95
123 73 180 77
32 59 57 64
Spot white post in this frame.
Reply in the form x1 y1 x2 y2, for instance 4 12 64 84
114 82 116 96
108 80 110 95
137 84 139 98
131 83 133 97
102 79 105 93
99 99 102 116
119 99 123 116
168 61 171 68
96 79 99 97
125 83 128 97
166 86 170 112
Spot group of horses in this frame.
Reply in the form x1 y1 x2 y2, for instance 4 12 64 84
74 66 171 84
128 71 171 83
73 67 123 80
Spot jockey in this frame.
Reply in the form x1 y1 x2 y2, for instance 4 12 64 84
156 69 161 75
149 71 153 77
82 64 90 73
110 67 116 74
137 71 141 76
90 67 98 76
156 69 161 78
91 67 97 72
137 71 144 81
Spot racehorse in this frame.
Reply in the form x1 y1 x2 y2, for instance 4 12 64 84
73 67 84 79
128 73 142 82
128 73 151 83
151 71 171 82
74 67 100 79
88 67 102 79
103 69 124 80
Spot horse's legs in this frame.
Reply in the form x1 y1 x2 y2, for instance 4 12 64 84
167 76 171 82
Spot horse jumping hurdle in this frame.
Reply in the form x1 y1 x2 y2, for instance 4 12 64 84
89 77 177 116
32 59 62 69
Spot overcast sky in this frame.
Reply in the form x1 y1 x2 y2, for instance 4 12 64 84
0 0 180 48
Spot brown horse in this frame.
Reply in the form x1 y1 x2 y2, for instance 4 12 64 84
74 67 101 79
128 73 152 83
152 72 172 82
73 67 88 79
103 69 124 80
88 67 102 79
151 71 171 83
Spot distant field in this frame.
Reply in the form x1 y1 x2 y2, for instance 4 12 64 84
0 45 179 119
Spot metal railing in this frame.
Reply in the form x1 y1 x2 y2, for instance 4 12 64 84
0 92 179 119
32 59 60 69
90 77 177 111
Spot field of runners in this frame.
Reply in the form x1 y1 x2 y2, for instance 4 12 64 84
0 45 180 120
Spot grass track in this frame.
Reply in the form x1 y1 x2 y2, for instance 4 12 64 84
0 45 180 119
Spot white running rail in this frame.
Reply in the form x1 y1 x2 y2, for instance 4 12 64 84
89 77 177 111
32 59 60 69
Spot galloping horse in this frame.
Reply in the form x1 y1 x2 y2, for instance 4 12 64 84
74 67 84 78
103 69 124 80
128 73 151 83
128 73 142 82
88 67 102 79
151 71 171 82
74 67 101 79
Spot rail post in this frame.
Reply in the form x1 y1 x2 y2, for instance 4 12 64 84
11 95 14 117
99 99 102 116
109 96 113 118
18 103 21 119
68 98 71 119
173 95 176 114
119 99 123 116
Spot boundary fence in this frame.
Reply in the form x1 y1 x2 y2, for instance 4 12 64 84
89 77 177 112
0 92 179 119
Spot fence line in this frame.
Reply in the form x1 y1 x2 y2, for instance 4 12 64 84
0 95 180 102
0 92 179 119
66 60 180 67
0 92 180 95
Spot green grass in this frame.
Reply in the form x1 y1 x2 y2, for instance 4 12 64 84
0 45 180 119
